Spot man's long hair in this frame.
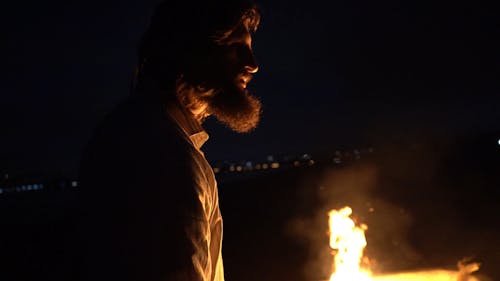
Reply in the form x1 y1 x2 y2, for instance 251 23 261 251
136 0 260 99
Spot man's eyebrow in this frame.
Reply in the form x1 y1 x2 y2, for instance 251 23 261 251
212 21 248 45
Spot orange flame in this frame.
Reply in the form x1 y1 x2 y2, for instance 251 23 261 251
328 206 371 281
327 207 481 281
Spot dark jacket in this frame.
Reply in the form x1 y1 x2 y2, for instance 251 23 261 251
78 79 224 281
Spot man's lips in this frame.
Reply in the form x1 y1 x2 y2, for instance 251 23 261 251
239 79 247 89
238 74 253 89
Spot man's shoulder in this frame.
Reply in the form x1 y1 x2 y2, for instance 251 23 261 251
84 95 193 162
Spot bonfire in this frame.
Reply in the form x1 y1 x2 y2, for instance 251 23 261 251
328 206 481 281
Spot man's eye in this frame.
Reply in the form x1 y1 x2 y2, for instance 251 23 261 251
227 43 249 56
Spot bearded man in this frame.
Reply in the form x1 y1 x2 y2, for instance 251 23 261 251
78 1 261 280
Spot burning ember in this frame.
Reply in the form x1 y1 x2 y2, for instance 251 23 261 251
327 207 481 281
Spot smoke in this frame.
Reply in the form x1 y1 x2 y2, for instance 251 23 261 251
284 134 480 280
287 163 424 280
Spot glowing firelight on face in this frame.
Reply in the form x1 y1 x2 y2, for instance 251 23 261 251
327 207 482 281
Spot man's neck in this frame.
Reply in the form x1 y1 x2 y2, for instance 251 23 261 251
175 80 213 123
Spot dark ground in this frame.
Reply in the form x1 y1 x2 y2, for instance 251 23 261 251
1 134 499 281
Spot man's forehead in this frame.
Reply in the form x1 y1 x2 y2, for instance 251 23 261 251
217 22 253 45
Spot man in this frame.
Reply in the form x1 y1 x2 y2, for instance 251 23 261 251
78 0 261 280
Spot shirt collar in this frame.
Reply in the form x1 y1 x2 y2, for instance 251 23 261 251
135 75 209 150
166 102 209 150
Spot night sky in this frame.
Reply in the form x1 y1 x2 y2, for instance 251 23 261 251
2 0 499 177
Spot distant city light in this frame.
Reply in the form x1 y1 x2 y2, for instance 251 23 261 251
71 181 78 187
497 138 500 146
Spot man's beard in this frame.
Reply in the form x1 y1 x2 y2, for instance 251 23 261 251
205 80 262 133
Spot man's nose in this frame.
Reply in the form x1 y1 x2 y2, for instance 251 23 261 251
244 50 259 74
